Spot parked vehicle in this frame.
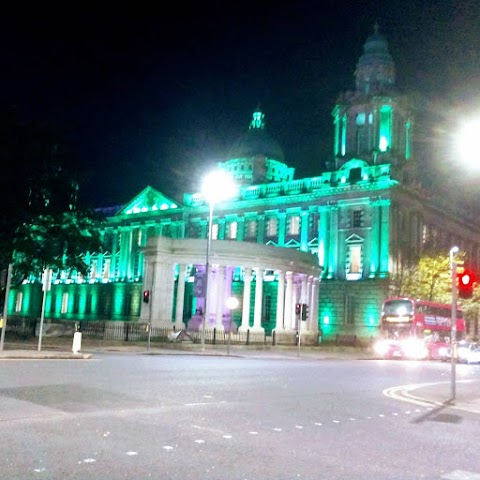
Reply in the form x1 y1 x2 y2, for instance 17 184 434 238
439 341 480 364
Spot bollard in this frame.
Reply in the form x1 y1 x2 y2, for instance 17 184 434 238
72 331 82 354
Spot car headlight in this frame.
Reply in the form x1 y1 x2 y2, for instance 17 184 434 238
374 341 390 356
402 339 428 359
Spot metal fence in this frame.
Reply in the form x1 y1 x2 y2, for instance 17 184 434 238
3 318 271 345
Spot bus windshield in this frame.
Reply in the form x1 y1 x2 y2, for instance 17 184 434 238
382 299 413 316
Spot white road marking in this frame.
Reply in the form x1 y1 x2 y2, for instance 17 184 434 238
441 470 480 479
163 445 174 450
125 451 138 456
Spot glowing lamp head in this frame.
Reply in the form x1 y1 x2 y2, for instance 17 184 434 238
202 170 237 205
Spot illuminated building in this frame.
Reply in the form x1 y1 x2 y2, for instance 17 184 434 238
7 28 480 343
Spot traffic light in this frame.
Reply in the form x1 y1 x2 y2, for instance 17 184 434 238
295 303 301 316
143 290 150 303
301 303 309 321
458 269 476 299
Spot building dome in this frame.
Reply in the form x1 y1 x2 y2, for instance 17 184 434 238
355 24 395 95
228 110 285 162
221 109 294 185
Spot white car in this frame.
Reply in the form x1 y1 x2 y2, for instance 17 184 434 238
440 342 480 364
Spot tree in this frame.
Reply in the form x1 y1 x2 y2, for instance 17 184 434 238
12 209 104 279
390 250 463 303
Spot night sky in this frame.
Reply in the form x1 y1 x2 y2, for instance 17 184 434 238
2 1 480 209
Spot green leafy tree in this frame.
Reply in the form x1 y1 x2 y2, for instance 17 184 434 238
390 249 480 339
390 250 464 303
13 210 104 278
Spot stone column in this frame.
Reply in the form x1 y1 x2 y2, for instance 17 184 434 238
310 277 320 335
206 265 216 328
175 264 187 328
328 206 339 278
292 276 300 330
305 275 313 332
239 267 252 332
275 271 285 330
277 212 286 247
215 265 226 331
253 268 265 332
284 271 293 330
110 229 118 281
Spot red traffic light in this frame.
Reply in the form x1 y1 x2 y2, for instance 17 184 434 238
458 269 476 299
143 290 150 303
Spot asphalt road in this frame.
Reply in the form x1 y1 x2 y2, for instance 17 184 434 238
0 353 479 480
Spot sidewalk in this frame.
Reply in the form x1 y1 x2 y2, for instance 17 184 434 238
0 336 373 360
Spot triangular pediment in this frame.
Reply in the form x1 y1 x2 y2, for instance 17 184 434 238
345 233 364 243
285 239 300 247
116 186 180 216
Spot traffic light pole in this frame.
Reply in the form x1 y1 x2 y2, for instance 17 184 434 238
450 259 458 402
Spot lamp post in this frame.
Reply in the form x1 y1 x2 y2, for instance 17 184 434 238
200 170 237 350
450 245 459 402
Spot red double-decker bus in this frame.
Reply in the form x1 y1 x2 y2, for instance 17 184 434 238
374 297 466 360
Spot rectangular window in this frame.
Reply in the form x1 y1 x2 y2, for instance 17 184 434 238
345 295 356 325
89 260 97 281
263 295 271 323
15 292 23 312
61 293 69 314
352 209 363 228
73 293 80 314
227 221 237 239
245 220 257 238
103 258 111 281
288 215 300 236
266 218 278 237
356 113 365 125
349 245 362 273
211 223 219 240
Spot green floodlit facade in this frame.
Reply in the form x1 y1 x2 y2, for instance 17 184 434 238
7 28 480 342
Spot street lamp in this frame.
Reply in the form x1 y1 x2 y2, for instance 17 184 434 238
200 170 237 350
450 245 459 402
457 118 480 165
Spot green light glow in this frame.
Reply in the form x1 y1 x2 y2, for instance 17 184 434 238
250 110 265 130
379 105 392 151
333 108 340 156
341 115 347 155
405 120 411 159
